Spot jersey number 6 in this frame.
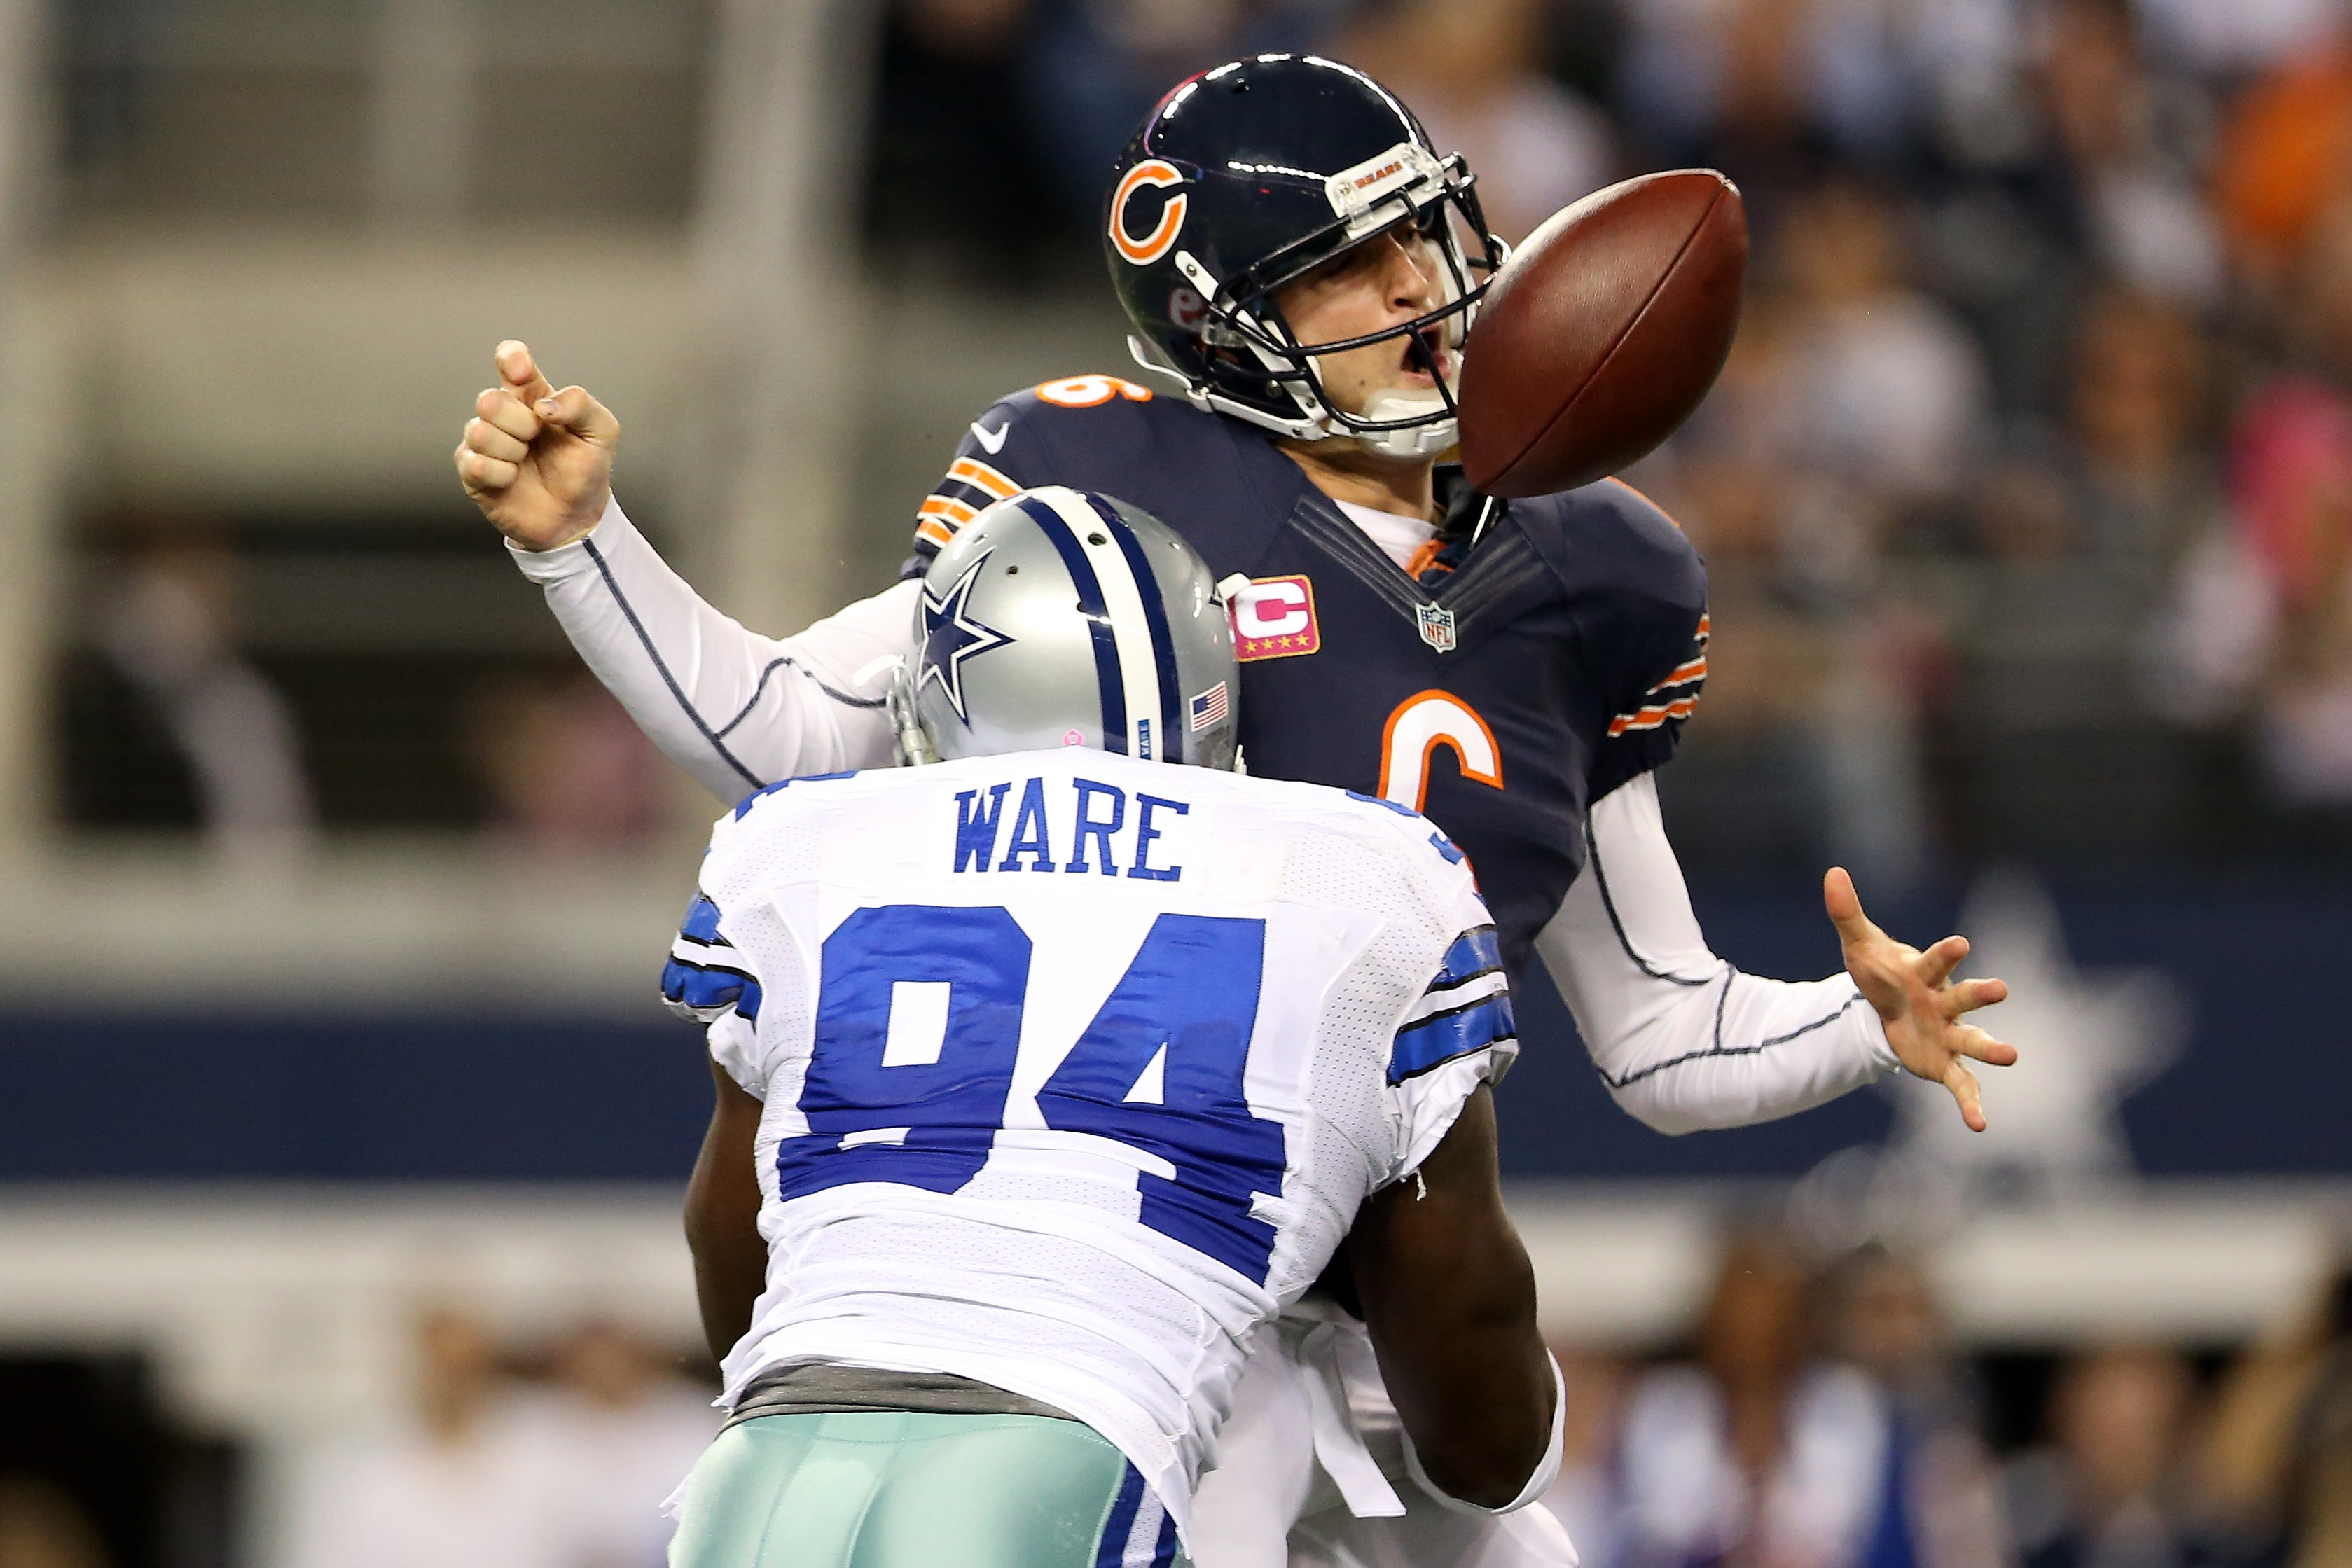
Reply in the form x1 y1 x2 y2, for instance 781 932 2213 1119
775 905 1288 1284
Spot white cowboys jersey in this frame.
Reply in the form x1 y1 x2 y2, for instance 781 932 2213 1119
661 747 1516 1543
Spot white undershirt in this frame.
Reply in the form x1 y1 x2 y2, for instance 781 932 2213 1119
1334 499 1437 571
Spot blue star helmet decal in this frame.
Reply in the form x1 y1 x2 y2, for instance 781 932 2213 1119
918 553 1016 723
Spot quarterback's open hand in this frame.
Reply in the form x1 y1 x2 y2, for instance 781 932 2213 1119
453 340 618 552
1825 867 2017 1132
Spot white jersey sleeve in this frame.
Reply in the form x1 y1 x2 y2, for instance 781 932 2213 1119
702 1012 763 1097
509 497 911 802
1383 903 1516 1188
660 865 777 1099
1535 773 1899 1134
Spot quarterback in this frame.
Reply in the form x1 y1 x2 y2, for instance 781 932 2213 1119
663 489 1552 1567
457 53 2013 1568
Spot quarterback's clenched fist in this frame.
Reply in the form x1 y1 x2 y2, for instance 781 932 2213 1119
454 340 618 553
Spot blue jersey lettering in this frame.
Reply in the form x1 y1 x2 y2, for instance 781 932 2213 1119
1065 779 1127 875
1127 793 1189 882
998 777 1057 872
953 783 1012 872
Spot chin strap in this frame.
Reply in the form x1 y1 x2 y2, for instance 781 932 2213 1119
883 659 938 765
1355 389 1461 459
1125 335 1460 459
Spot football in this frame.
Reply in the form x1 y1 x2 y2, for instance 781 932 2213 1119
1456 170 1748 497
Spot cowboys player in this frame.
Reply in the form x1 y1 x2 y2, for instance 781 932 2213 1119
663 487 1553 1567
457 54 2013 1568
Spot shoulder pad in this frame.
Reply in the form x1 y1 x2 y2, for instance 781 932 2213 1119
728 769 861 821
1558 482 1709 798
911 375 1172 559
1019 373 1165 414
967 375 1165 438
1509 478 1704 608
1338 788 1474 873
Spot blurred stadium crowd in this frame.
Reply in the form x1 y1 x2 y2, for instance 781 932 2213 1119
872 0 2352 889
43 0 2352 889
9 0 2352 1564
1536 1232 2352 1568
18 1225 2352 1568
2 1310 717 1568
272 1312 713 1568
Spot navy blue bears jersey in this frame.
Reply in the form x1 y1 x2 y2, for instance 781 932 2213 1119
906 375 1708 980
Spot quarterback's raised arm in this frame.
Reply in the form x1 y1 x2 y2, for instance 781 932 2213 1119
1538 772 2014 1134
458 340 908 800
508 499 911 800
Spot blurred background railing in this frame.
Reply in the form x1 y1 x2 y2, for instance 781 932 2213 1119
6 0 2352 1563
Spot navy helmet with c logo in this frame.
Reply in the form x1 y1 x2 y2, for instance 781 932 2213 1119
1104 55 1504 461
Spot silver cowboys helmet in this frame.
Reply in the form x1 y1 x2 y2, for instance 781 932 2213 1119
895 485 1239 770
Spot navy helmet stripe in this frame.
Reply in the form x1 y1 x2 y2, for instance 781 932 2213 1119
1016 494 1128 754
1088 493 1187 765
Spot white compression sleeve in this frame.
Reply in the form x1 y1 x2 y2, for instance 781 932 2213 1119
508 497 912 801
1534 772 1900 1135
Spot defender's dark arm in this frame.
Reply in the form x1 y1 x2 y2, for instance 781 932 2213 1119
1348 1085 1554 1508
684 1060 768 1363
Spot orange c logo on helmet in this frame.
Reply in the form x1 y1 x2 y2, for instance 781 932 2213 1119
1111 159 1188 266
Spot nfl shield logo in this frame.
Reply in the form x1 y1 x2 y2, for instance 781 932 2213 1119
1416 602 1457 653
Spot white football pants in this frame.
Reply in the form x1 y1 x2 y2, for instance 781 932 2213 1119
1187 1310 1579 1568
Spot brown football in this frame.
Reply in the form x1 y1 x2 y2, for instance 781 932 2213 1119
1456 170 1747 497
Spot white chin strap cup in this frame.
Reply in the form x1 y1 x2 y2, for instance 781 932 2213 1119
1128 322 1464 464
1352 419 1459 461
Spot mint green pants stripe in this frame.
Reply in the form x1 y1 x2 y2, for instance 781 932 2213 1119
668 1410 1186 1568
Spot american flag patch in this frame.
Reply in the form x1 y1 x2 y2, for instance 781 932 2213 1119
1190 682 1229 731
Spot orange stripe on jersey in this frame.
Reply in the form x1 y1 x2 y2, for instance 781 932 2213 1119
948 458 1018 500
1606 695 1701 737
1657 655 1708 688
918 494 978 526
915 518 955 548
